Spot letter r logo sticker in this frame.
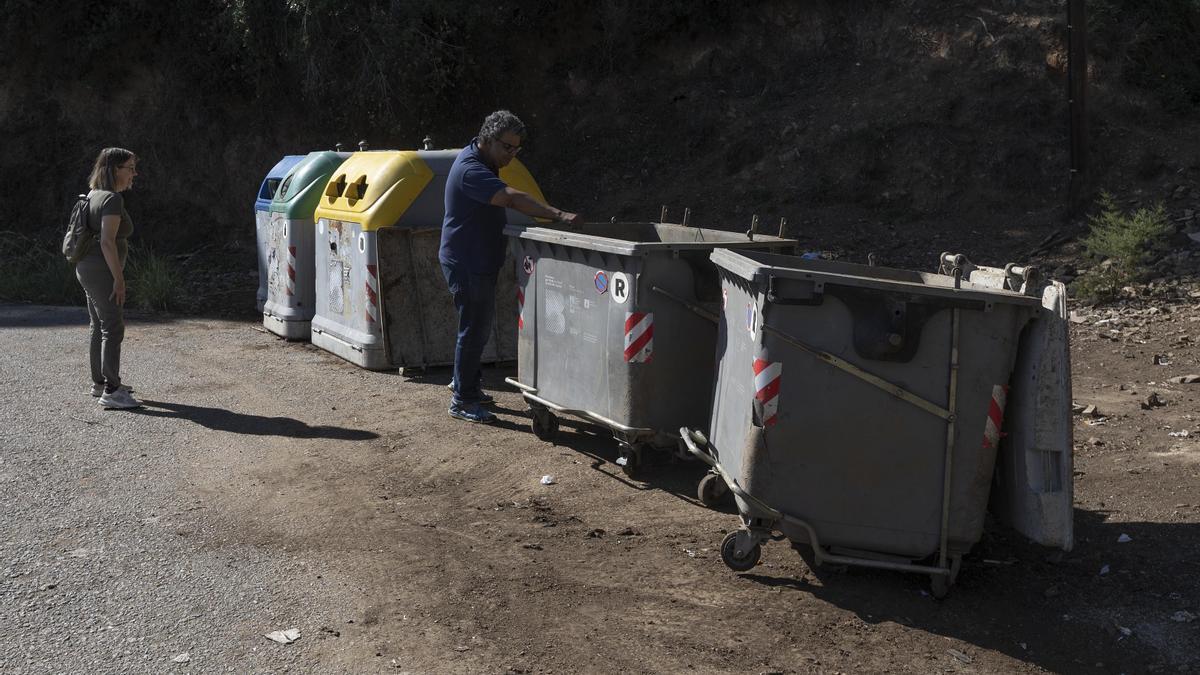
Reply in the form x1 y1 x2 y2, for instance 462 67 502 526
611 272 630 304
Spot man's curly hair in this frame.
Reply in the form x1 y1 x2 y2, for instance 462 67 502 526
478 110 526 143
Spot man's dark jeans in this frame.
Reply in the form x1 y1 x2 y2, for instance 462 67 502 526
441 263 497 406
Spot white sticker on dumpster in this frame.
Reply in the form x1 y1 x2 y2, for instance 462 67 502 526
544 290 566 334
611 272 630 305
746 302 757 335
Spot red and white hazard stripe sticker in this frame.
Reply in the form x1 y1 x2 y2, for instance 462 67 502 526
982 384 1008 449
624 312 653 363
286 245 297 297
364 264 379 325
753 357 782 426
517 287 525 330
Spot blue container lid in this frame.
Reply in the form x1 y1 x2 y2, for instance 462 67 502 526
255 154 305 211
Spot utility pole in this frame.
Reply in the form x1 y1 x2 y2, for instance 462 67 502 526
1067 0 1089 213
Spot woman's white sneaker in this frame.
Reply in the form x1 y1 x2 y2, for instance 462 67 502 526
98 388 142 409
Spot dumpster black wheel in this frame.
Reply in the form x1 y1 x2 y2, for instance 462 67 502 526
618 444 645 478
530 409 559 442
697 473 729 508
930 573 951 599
930 555 962 599
720 531 761 572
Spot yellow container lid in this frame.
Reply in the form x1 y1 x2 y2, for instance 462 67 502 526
313 151 434 231
313 149 549 230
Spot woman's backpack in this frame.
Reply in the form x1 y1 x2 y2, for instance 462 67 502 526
62 193 95 263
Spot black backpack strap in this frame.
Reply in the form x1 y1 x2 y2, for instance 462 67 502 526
81 191 96 233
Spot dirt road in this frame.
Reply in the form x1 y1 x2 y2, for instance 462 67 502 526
0 302 1196 673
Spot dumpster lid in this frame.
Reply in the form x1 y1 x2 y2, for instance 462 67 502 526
272 151 350 214
256 154 305 207
313 151 434 230
711 248 1042 307
960 262 1074 551
504 222 795 257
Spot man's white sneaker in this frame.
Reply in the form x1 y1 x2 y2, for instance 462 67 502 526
98 388 142 409
91 383 133 398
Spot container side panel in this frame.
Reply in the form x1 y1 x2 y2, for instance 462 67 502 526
991 282 1075 550
310 218 389 368
255 210 271 311
513 239 538 386
263 213 317 325
535 246 615 418
378 228 426 366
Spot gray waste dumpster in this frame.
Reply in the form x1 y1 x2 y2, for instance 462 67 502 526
681 249 1068 596
504 222 795 475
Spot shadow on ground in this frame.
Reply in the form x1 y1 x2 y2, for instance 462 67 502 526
728 508 1199 673
0 303 256 329
132 399 379 440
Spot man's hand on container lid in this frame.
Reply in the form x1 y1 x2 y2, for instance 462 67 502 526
558 211 582 227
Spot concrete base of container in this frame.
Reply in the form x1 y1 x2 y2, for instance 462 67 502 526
263 313 311 341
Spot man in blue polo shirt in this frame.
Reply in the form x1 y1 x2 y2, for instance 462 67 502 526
440 110 580 423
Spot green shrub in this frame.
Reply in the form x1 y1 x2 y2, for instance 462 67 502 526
1073 192 1173 302
0 231 84 305
127 246 182 312
0 235 185 312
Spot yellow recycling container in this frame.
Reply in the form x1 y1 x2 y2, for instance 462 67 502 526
311 149 545 370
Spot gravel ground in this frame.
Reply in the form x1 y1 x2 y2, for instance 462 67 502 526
0 305 369 673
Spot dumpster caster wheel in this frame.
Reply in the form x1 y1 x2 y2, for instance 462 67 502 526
720 531 761 572
930 573 951 599
530 409 559 442
616 443 645 478
697 472 730 508
929 554 962 598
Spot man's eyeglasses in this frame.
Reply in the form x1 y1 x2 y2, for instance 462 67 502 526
117 164 137 171
497 140 522 155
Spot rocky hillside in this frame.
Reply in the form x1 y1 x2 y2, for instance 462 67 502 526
2 0 1198 273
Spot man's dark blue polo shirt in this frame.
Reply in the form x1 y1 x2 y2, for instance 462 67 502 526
439 139 510 275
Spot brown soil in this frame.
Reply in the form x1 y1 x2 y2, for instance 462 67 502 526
35 277 1196 672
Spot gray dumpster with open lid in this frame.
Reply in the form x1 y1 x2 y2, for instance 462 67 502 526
681 248 1072 596
503 221 795 475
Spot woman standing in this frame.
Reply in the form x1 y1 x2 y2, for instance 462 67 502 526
76 147 141 409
